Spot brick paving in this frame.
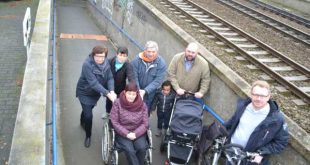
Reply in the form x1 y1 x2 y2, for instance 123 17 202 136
0 0 39 164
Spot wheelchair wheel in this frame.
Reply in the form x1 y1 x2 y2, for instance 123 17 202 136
144 148 152 165
102 122 110 164
145 129 152 165
110 150 118 165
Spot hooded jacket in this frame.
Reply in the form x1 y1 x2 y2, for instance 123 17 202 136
76 55 114 105
224 98 289 165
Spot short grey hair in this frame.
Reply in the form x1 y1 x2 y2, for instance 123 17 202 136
144 41 158 51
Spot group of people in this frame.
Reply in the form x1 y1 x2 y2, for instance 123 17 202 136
75 41 289 165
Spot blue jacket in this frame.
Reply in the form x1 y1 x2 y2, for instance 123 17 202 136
76 55 114 105
131 53 167 109
224 98 289 165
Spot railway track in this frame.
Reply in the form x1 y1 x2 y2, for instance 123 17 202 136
160 0 310 104
248 0 310 28
216 0 310 46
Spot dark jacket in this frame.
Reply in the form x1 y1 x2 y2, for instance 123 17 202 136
150 89 176 112
76 55 114 105
109 56 135 95
224 98 289 165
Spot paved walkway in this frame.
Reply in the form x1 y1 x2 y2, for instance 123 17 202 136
0 0 39 164
57 0 172 164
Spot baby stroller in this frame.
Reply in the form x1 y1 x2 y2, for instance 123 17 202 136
163 96 204 165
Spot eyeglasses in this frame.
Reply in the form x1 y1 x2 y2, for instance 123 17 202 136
251 93 269 98
94 55 106 59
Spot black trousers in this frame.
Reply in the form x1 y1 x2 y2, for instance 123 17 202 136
157 110 171 130
80 103 95 137
106 98 113 114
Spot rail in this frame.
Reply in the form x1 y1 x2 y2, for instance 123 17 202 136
248 0 310 27
161 0 310 103
217 0 310 46
52 0 57 164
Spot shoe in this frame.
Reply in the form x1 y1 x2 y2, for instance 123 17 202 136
84 137 91 148
155 129 162 137
101 113 109 119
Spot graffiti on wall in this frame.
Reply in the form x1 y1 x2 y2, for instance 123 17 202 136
126 0 134 25
136 10 146 25
117 0 127 8
102 0 114 17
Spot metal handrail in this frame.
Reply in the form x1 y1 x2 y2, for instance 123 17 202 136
52 0 57 164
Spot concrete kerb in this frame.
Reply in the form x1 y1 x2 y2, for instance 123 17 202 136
137 0 310 162
8 0 51 164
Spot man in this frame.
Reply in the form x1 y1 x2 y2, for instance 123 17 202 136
224 80 289 164
131 41 167 113
168 42 210 98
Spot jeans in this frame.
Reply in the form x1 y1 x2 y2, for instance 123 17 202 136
80 103 95 137
115 134 148 165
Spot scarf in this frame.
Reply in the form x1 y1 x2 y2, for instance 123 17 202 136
139 52 158 63
115 59 124 71
119 90 144 112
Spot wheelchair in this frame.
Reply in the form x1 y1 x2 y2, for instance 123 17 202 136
101 119 153 165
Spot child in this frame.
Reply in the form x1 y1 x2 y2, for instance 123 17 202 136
151 80 176 137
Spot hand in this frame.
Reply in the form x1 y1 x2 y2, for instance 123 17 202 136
176 88 185 95
194 92 203 98
139 90 146 99
107 92 117 102
126 132 136 140
250 154 263 164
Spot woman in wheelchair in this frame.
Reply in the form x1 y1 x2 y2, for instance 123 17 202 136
110 82 149 165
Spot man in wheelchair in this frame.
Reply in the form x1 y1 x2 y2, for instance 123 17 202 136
110 82 149 165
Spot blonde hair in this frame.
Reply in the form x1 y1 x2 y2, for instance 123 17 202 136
251 80 270 94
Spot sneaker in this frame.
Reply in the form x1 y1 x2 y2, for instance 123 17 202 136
155 129 162 137
101 113 109 119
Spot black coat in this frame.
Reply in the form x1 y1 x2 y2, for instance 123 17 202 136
150 89 176 112
76 55 114 105
108 56 135 95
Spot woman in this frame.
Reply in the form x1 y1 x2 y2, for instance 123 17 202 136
110 82 149 165
76 45 117 148
105 46 135 116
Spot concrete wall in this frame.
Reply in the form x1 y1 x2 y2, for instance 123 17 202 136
87 0 309 164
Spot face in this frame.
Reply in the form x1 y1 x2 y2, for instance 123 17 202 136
250 86 270 110
185 46 198 61
93 53 106 64
125 91 137 103
116 53 128 64
144 47 157 59
162 85 171 96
